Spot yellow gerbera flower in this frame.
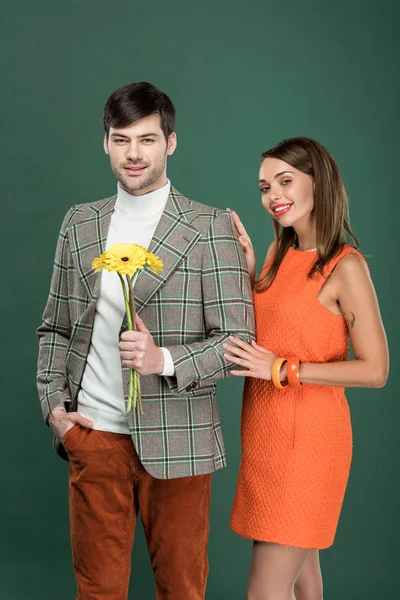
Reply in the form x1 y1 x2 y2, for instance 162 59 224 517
91 243 165 416
92 243 147 276
146 252 163 275
92 253 115 272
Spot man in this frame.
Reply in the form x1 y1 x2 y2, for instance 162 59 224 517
37 81 254 599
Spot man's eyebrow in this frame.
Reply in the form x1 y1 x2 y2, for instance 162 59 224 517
110 132 160 139
137 133 160 138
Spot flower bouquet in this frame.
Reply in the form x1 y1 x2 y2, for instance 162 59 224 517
92 243 163 414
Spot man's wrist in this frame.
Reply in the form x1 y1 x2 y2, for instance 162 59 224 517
49 407 66 422
157 347 165 374
47 408 65 428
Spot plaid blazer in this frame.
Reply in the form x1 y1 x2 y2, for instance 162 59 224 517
37 187 255 478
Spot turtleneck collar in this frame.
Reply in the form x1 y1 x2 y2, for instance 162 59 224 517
115 180 171 216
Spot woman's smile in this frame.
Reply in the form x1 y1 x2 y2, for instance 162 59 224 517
271 202 293 218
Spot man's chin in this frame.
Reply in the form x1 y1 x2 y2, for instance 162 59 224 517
118 175 151 195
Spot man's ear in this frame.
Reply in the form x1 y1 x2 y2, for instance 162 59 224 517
167 132 177 156
103 134 109 155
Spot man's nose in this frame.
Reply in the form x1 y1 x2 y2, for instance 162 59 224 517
126 142 143 162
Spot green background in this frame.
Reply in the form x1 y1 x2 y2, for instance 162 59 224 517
1 1 398 598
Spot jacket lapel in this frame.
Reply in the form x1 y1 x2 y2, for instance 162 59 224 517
69 187 202 317
134 187 202 314
69 195 116 299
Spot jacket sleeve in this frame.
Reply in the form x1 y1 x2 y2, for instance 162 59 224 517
37 207 78 422
164 211 255 395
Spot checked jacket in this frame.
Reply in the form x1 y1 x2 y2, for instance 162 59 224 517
37 187 255 479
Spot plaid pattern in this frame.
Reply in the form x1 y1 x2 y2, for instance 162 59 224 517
37 187 255 479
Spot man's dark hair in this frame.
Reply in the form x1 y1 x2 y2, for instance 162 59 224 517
103 82 176 142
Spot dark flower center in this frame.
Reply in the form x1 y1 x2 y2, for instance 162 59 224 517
121 257 129 262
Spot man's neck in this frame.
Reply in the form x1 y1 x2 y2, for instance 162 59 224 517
115 180 171 214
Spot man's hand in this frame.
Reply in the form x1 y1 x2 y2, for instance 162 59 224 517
119 314 165 375
48 409 93 442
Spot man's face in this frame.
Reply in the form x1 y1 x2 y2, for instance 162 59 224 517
104 114 176 196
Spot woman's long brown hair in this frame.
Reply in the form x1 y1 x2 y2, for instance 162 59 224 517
255 137 359 293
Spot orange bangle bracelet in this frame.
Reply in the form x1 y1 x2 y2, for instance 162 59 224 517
272 358 288 389
287 357 301 387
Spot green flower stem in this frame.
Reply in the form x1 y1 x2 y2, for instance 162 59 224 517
127 274 137 329
118 274 132 329
128 370 135 412
118 273 143 415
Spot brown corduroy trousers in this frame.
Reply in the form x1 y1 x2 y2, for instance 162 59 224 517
63 424 212 600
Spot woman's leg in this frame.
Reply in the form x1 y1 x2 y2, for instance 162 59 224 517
294 550 323 600
246 542 309 600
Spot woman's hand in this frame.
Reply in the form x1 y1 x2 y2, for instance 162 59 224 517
223 336 277 380
227 208 256 286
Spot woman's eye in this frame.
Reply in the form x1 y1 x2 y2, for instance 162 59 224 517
282 179 291 185
260 187 270 193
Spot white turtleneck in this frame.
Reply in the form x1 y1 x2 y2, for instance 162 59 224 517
77 180 174 434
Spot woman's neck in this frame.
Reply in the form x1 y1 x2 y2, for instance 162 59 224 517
293 219 316 251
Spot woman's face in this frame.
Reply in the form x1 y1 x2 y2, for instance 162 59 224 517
259 157 314 228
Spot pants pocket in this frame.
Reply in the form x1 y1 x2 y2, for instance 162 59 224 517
62 423 80 448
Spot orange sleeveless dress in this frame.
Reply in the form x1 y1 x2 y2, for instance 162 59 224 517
230 245 365 549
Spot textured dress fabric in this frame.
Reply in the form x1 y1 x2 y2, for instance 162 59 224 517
230 245 366 549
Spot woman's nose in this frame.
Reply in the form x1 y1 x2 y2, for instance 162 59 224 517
269 187 282 201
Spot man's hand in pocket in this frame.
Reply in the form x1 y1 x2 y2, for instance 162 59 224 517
48 409 93 442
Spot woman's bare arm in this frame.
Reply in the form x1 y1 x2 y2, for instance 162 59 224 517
225 254 389 389
299 254 389 388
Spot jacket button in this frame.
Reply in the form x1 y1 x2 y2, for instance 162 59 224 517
185 381 198 392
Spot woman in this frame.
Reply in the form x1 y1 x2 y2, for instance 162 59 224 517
225 137 388 600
